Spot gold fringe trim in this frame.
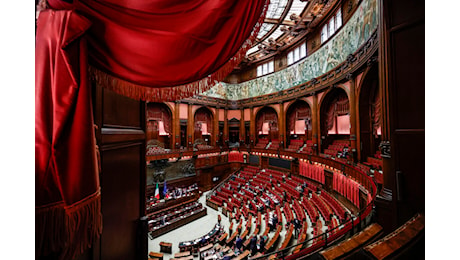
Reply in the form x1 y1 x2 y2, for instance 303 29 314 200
90 0 270 102
36 189 102 260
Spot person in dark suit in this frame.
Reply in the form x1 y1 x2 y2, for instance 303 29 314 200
250 235 258 255
259 236 266 253
294 218 301 238
273 214 278 227
235 235 243 253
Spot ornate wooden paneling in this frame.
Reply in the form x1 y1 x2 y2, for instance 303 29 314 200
377 0 424 232
93 85 147 260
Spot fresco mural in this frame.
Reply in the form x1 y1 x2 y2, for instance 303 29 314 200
203 0 377 100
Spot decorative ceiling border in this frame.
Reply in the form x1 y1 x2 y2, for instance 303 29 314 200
183 29 377 109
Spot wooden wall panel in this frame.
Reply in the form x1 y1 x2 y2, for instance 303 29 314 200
378 0 425 231
102 89 141 128
92 85 147 260
100 143 144 260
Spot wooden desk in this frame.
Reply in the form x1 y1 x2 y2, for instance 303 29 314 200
226 231 238 245
320 223 383 260
279 224 293 250
159 242 172 253
148 251 164 260
199 243 213 253
218 232 228 245
363 214 424 260
174 251 190 258
234 250 250 260
173 256 193 260
264 225 282 252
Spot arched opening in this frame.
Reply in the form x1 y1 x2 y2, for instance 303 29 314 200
285 100 312 152
228 118 240 145
358 66 382 166
194 107 214 147
255 106 279 149
146 103 172 152
320 88 351 158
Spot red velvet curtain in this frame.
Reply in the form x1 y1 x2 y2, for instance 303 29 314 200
35 9 101 259
72 0 269 101
36 1 268 258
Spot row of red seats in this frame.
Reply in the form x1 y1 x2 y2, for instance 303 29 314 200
250 178 271 189
283 203 294 224
328 144 347 151
332 140 350 146
259 170 284 182
285 179 298 188
320 192 347 222
311 193 333 223
301 197 318 223
210 195 224 206
216 190 231 199
366 156 383 169
280 182 301 199
292 199 306 222
300 147 314 154
255 139 269 149
245 165 260 171
265 168 286 176
291 176 316 190
228 152 244 162
324 149 339 157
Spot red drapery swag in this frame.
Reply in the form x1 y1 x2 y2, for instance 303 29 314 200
35 9 102 259
70 0 269 101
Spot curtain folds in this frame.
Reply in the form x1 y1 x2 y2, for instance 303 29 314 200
36 1 269 258
72 0 269 101
35 9 102 259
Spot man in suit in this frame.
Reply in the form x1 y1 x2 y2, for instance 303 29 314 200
294 218 301 238
235 235 243 254
259 236 266 253
250 235 258 255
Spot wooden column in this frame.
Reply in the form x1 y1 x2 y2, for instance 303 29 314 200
348 76 358 162
188 103 194 148
93 86 147 260
214 107 220 146
279 102 285 148
173 101 180 149
223 108 228 145
312 94 319 154
240 108 245 142
250 107 255 147
377 0 424 230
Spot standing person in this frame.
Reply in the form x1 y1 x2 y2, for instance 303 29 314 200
235 235 243 254
218 214 222 226
250 235 258 255
294 218 300 238
259 236 266 253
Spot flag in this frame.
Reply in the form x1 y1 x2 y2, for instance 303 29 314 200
154 183 160 199
163 181 169 199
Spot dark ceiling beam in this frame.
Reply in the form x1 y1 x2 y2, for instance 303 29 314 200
256 0 294 44
264 18 296 26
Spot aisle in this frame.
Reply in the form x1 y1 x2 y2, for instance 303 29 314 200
148 191 231 258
